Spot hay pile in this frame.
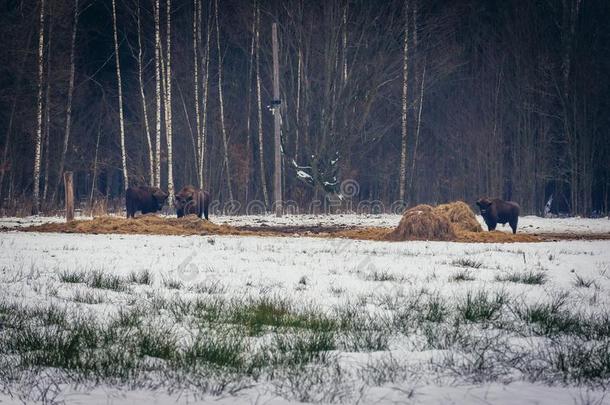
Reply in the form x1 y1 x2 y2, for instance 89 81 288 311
23 214 245 236
386 204 455 241
434 201 483 232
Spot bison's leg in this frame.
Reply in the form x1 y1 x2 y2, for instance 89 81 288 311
177 208 184 218
203 204 209 220
486 220 497 231
510 218 518 234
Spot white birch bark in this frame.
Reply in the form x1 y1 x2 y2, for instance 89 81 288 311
154 0 161 188
255 0 269 208
165 0 174 201
199 5 211 189
111 0 129 190
32 0 46 215
42 9 53 204
193 0 202 187
136 0 153 185
398 0 409 204
215 0 234 201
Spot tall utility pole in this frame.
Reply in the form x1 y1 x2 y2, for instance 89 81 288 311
272 23 282 217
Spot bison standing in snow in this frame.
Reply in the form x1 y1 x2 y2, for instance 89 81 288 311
175 185 210 220
125 186 169 218
476 197 520 234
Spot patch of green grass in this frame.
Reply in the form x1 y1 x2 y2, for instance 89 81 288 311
72 290 105 305
573 274 597 288
367 270 401 282
424 294 448 323
129 270 153 285
495 270 547 285
449 270 475 282
88 270 126 291
457 290 505 323
164 278 183 290
59 270 87 284
229 299 337 336
182 332 245 370
452 258 483 269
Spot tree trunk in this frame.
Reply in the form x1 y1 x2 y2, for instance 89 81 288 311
111 0 129 190
165 0 174 202
215 0 233 201
52 0 79 204
272 23 282 217
255 1 269 208
32 0 46 215
200 3 211 189
408 61 425 203
136 0 153 185
193 0 202 188
42 10 52 204
154 0 162 188
398 0 409 204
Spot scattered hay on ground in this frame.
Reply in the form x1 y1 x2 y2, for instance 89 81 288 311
456 230 540 243
22 214 247 236
385 204 456 241
434 201 483 232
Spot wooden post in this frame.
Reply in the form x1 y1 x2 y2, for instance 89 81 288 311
272 22 282 217
64 171 74 222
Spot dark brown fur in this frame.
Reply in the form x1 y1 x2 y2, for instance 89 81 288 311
126 186 169 218
175 185 210 220
476 197 520 234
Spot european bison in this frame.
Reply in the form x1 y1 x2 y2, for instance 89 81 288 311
126 186 169 218
175 185 210 220
476 197 520 234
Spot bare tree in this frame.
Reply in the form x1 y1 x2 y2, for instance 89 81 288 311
42 6 53 204
255 0 269 208
398 0 409 204
199 2 211 190
136 0 153 185
52 0 79 204
111 0 129 190
193 0 202 187
32 0 46 215
154 0 161 188
165 0 174 200
215 0 233 201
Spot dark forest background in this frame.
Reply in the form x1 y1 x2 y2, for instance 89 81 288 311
0 0 608 216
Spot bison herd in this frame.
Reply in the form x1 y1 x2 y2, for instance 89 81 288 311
126 185 210 220
125 185 520 234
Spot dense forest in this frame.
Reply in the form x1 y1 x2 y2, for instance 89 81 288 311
0 0 608 216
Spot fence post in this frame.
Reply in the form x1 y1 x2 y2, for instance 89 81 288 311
64 171 74 222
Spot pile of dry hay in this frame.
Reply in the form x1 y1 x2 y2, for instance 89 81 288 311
434 201 483 232
22 215 246 236
386 204 456 241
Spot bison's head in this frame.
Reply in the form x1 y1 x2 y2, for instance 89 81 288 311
151 188 169 210
476 197 492 215
175 187 197 212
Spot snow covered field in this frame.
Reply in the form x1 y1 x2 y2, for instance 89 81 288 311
1 228 609 404
1 213 609 235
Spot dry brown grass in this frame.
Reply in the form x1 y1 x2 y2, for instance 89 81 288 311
434 201 483 232
385 204 456 241
18 212 602 243
23 214 249 236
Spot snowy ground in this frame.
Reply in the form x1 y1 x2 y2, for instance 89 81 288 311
1 213 609 235
0 229 609 404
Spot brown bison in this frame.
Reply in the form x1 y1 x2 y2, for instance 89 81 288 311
476 197 520 234
175 185 210 220
126 186 169 218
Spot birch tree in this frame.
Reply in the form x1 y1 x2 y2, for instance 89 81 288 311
193 0 202 187
199 3 211 190
165 0 174 201
215 0 234 201
154 0 162 188
398 0 409 204
42 7 53 203
111 0 129 190
254 0 269 208
32 0 46 215
136 0 153 185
